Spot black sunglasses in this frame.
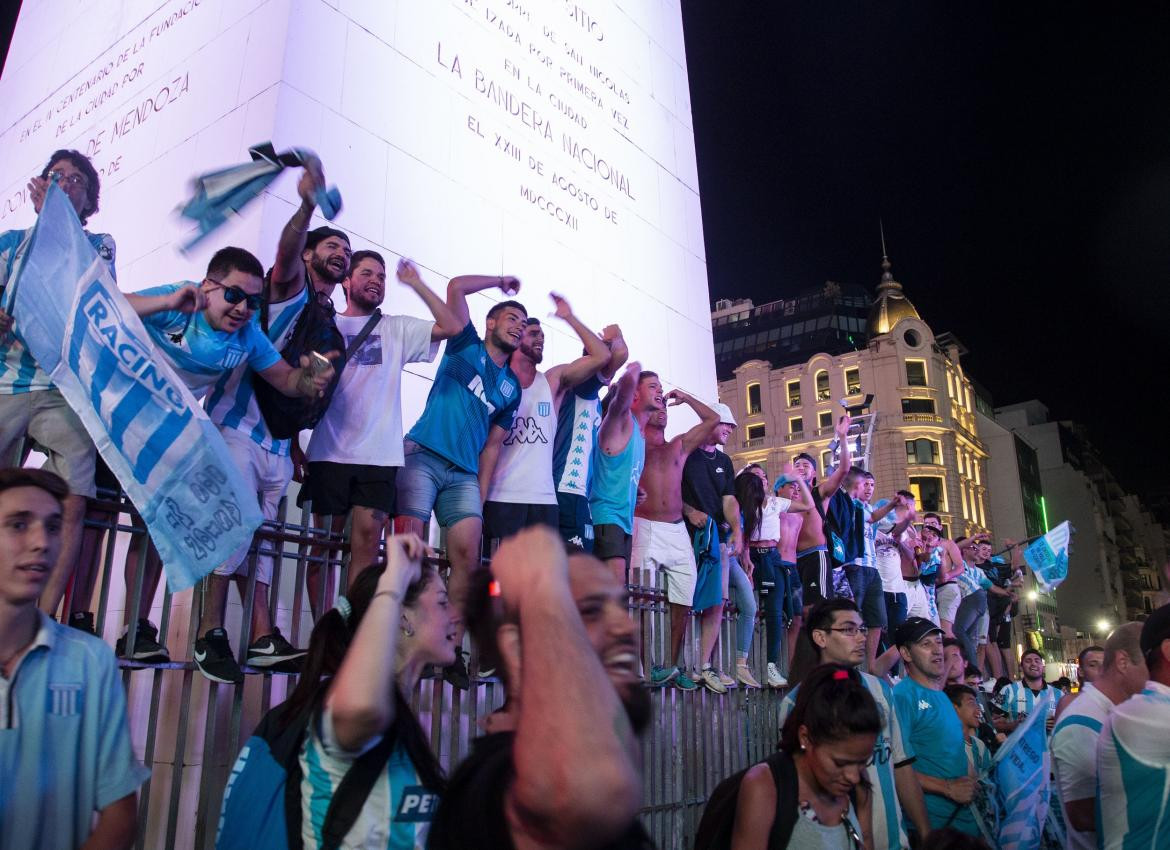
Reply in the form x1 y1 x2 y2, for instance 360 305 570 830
207 279 265 310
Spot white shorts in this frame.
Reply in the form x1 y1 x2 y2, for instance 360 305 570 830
212 428 292 583
630 517 696 606
905 580 935 623
936 582 961 623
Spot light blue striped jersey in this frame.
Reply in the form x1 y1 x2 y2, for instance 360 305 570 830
551 375 602 497
589 412 646 534
1051 682 1112 850
300 709 437 849
205 288 308 456
0 226 116 394
955 561 992 596
994 681 1056 722
782 671 913 849
136 282 281 397
1095 680 1170 850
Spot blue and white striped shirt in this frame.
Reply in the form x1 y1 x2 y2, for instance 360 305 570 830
0 226 116 394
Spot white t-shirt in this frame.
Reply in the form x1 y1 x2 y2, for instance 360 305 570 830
1096 680 1170 850
750 495 792 542
486 371 557 505
307 313 437 466
1051 682 1114 850
874 529 907 593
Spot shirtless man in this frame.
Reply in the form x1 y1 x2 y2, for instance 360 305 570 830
628 374 719 690
776 476 814 672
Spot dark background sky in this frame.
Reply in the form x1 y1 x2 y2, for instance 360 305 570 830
2 4 1167 497
680 3 1170 500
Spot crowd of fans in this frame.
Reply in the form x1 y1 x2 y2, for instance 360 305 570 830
2 149 1169 849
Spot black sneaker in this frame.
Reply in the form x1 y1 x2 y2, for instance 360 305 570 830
245 628 306 671
443 648 471 691
68 611 96 635
116 619 171 663
193 628 244 684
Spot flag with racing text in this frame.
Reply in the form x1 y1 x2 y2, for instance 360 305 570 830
8 183 262 590
991 689 1054 850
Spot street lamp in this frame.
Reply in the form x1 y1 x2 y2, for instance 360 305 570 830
1027 590 1038 602
1096 618 1110 634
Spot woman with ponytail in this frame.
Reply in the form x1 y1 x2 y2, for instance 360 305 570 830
696 663 879 849
217 534 457 850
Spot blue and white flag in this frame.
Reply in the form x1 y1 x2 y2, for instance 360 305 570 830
10 183 263 591
1023 521 1071 593
992 689 1054 850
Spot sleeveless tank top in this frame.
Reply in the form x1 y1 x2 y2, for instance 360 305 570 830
589 412 646 534
486 371 557 504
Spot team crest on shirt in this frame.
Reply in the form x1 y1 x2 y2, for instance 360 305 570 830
537 401 551 417
221 344 246 369
396 786 439 822
500 380 515 399
47 682 84 716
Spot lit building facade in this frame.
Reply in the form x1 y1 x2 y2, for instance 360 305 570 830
716 256 991 540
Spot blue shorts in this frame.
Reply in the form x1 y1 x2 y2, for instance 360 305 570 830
557 491 594 552
396 440 482 527
780 559 803 619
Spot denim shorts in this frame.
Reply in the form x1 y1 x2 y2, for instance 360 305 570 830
396 440 482 527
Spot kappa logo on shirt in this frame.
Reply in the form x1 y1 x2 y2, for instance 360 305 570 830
396 786 439 822
918 699 932 711
505 416 548 445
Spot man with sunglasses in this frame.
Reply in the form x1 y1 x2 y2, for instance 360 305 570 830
0 150 113 623
780 599 930 849
126 246 336 683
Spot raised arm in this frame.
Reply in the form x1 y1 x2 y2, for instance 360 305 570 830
598 324 628 382
396 259 463 340
270 159 326 301
597 361 639 454
446 274 520 326
126 284 205 319
544 293 609 397
496 527 640 846
670 389 720 455
325 535 423 751
816 414 852 498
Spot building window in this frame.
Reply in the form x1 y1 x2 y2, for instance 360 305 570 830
815 370 830 401
910 476 946 513
818 411 833 429
905 438 941 465
844 367 861 395
960 484 970 520
946 371 955 399
787 380 801 407
906 359 928 387
746 423 766 441
789 417 803 436
821 449 834 471
746 383 762 415
901 398 936 415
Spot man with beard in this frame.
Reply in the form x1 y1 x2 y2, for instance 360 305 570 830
302 255 462 586
429 526 651 849
992 647 1056 733
479 294 609 553
892 616 979 837
631 377 720 690
396 273 524 688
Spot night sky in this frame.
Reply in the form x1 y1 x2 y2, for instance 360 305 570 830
681 3 1170 500
3 5 1167 498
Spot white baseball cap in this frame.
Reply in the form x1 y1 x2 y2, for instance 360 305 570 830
711 402 737 427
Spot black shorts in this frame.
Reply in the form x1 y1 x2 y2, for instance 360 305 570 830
557 491 594 552
990 616 1013 649
483 501 559 554
301 462 397 516
796 547 831 609
594 523 633 563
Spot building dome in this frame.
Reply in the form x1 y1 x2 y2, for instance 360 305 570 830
867 253 920 335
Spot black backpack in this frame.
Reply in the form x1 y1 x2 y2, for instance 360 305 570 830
251 277 378 440
694 750 799 850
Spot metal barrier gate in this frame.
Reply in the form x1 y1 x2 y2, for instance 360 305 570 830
66 489 787 850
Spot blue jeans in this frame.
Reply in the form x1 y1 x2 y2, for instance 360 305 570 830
883 591 908 650
728 554 757 656
750 547 786 665
396 440 482 526
954 590 987 669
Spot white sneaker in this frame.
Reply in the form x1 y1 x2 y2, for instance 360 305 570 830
696 667 728 694
766 663 789 689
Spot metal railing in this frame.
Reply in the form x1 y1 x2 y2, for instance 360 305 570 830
63 491 788 850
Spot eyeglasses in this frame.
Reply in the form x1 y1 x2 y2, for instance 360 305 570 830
828 625 869 637
48 170 89 189
207 279 265 310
